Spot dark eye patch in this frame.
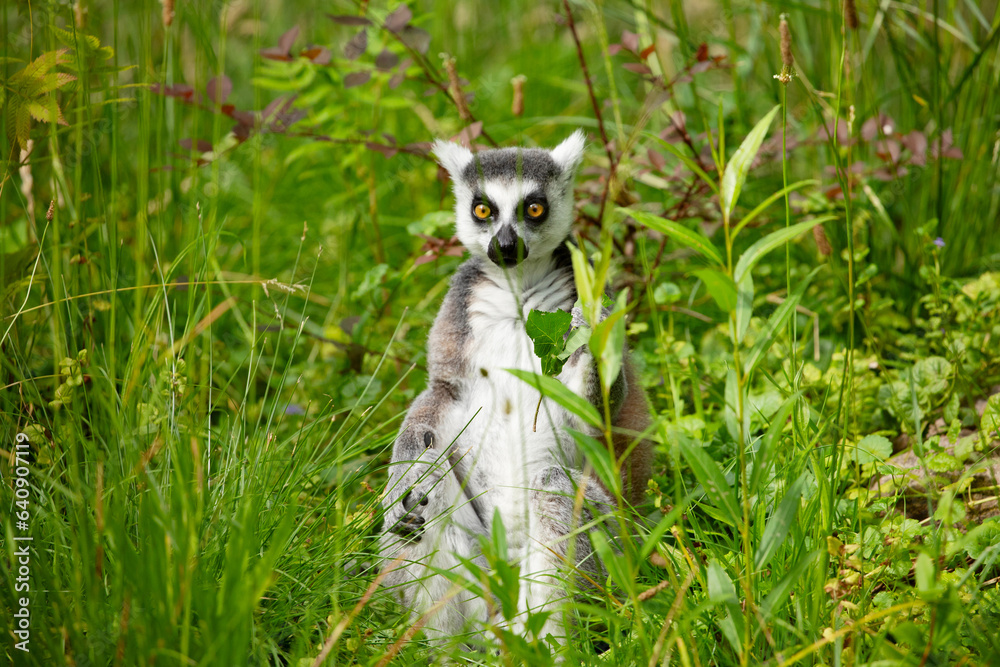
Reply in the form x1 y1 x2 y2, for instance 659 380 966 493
470 192 498 223
521 192 549 224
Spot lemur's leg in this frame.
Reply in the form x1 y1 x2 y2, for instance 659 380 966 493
513 466 616 644
380 390 488 642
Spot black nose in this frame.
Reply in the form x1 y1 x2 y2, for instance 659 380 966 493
487 226 528 267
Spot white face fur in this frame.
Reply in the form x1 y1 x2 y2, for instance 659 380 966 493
432 131 585 269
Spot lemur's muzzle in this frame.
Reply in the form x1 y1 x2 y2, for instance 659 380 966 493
487 225 528 267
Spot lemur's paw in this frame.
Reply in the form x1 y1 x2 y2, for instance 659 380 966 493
388 470 440 542
389 511 426 541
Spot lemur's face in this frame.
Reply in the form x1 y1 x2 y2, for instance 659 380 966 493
432 131 585 269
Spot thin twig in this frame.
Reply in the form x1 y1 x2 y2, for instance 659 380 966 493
386 30 498 147
562 0 611 162
562 0 617 224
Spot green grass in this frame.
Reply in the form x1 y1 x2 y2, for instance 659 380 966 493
2 0 1000 665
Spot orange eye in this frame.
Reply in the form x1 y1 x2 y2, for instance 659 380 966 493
474 203 491 220
526 202 544 218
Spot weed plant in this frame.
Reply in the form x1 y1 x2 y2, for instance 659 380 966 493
2 0 999 665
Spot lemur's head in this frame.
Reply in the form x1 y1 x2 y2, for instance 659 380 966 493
432 131 585 269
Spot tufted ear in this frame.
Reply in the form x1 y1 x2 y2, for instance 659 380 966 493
549 129 586 178
432 139 474 179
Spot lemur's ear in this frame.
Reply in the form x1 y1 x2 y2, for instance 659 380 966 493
550 129 586 178
432 140 474 178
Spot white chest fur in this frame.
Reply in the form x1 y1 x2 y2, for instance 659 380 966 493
449 262 579 544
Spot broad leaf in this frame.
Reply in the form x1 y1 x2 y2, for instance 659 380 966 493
982 394 1000 439
590 291 627 394
567 243 600 326
723 367 741 443
755 474 806 569
734 272 753 344
692 268 737 313
567 429 620 498
679 439 740 527
707 559 744 657
505 368 601 428
525 309 573 376
760 550 821 619
733 216 835 285
721 105 780 219
625 208 725 267
749 392 801 492
732 179 820 238
915 552 936 599
852 434 892 465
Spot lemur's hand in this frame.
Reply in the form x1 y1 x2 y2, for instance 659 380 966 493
384 427 447 543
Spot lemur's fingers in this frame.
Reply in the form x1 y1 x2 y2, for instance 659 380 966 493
389 513 426 541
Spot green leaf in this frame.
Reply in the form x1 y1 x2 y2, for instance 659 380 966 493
760 549 821 619
707 560 739 604
352 263 389 300
567 429 621 499
653 282 681 304
32 72 76 96
733 216 835 285
406 210 453 236
913 356 953 397
591 531 634 597
567 243 600 326
707 559 744 656
723 367 742 443
982 394 1000 439
52 26 102 53
750 392 801 492
915 552 936 598
734 272 753 344
721 105 780 219
505 368 601 428
755 474 805 569
679 439 740 527
731 179 820 238
491 507 508 561
692 268 737 313
15 49 65 83
852 434 893 465
589 291 627 394
525 309 573 376
744 267 821 376
26 100 57 124
558 324 590 362
623 208 725 267
927 452 963 472
15 105 31 151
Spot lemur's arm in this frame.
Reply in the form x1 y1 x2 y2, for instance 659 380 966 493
381 383 486 542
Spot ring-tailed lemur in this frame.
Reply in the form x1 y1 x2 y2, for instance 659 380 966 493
379 131 652 648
